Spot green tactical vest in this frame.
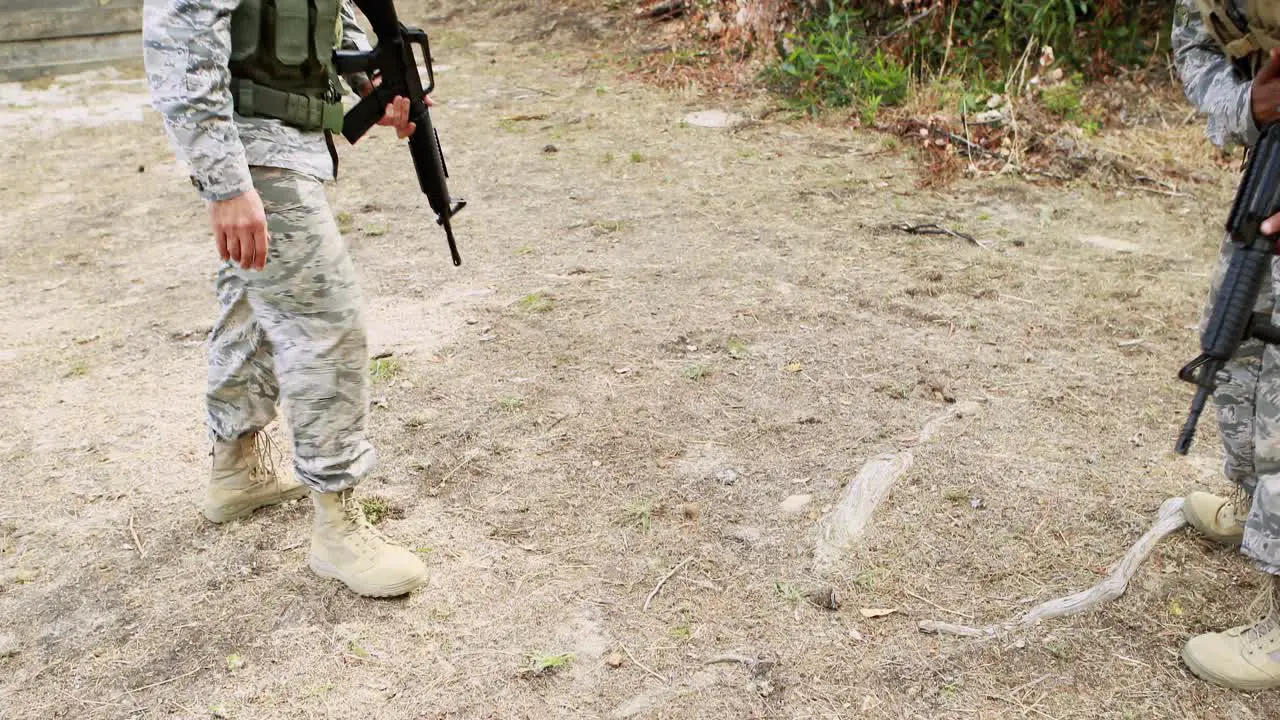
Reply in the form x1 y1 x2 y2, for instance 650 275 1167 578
229 0 346 133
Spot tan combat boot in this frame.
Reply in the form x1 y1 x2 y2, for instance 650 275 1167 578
1183 577 1280 691
309 490 427 598
204 433 308 523
1184 490 1249 547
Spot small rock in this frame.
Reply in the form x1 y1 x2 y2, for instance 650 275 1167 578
683 109 743 129
970 497 985 510
726 525 762 546
714 468 739 486
605 652 625 668
806 586 841 611
0 634 17 658
706 12 725 36
543 144 559 153
780 494 812 514
678 503 700 522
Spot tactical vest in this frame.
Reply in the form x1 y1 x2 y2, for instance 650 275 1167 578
1197 0 1280 62
229 0 345 133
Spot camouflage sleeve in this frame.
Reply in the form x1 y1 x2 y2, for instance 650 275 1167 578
339 1 375 97
1171 0 1260 148
142 0 252 202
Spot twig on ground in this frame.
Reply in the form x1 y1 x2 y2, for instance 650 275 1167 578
128 666 204 694
620 642 666 682
919 498 1187 638
128 512 145 559
438 450 480 486
896 222 986 249
704 653 759 668
904 588 974 620
644 556 694 611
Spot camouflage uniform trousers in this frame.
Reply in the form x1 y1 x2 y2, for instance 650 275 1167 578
205 167 375 494
1205 232 1280 574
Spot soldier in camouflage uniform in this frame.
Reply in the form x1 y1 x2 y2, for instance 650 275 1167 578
1173 0 1280 690
143 0 427 597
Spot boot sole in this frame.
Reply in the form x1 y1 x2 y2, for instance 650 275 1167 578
308 557 426 598
202 485 310 524
1182 645 1280 692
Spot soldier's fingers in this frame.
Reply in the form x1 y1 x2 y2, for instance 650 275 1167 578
237 231 254 270
1263 211 1280 236
253 227 269 271
226 229 244 265
400 121 416 139
216 230 230 262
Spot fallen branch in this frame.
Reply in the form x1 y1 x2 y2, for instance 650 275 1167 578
919 497 1187 638
636 0 685 20
813 402 981 573
620 642 666 683
895 222 987 250
643 556 694 611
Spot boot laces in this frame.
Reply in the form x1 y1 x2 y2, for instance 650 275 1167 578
339 492 392 552
1230 484 1254 524
1243 577 1280 645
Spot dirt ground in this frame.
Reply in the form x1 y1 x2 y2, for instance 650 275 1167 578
2 2 1279 718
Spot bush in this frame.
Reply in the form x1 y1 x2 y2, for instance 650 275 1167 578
764 3 910 121
758 0 1171 113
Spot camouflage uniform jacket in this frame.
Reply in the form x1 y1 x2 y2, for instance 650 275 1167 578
142 0 372 202
1172 0 1261 149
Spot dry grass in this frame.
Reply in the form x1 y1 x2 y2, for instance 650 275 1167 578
0 1 1276 718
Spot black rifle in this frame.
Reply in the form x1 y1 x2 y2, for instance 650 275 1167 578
1175 123 1280 454
334 0 465 266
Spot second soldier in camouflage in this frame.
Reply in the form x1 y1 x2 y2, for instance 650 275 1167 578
1173 0 1280 691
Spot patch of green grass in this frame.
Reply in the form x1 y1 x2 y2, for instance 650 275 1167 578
670 611 693 640
497 396 524 412
622 501 654 532
943 488 971 503
726 339 749 360
514 245 535 255
363 224 388 237
601 151 615 164
358 496 393 525
524 651 576 675
226 654 245 673
1041 79 1083 119
336 211 354 233
517 292 554 313
64 360 89 378
629 151 645 163
591 219 626 234
774 581 805 606
682 364 711 380
369 356 400 382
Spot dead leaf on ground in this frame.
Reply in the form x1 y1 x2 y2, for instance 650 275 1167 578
859 608 898 619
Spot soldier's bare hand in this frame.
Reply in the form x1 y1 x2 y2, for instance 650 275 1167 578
209 190 269 271
1252 49 1280 126
377 95 425 139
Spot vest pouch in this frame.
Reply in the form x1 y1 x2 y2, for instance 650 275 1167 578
229 0 262 63
273 0 312 66
314 0 340 69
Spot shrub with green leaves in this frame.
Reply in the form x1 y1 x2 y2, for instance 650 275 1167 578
764 2 909 120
